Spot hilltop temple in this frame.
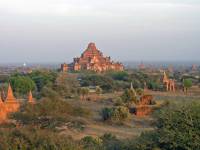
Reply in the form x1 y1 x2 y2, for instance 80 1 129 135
61 43 124 72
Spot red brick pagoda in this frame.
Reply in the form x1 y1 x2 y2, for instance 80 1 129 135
61 43 124 72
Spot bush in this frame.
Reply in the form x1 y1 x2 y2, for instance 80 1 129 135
12 97 91 129
107 71 129 81
111 106 130 123
126 101 200 150
102 108 113 121
121 88 137 104
0 127 80 150
81 136 103 149
114 97 125 106
10 76 36 95
101 106 130 123
28 70 58 92
80 75 115 92
100 133 123 150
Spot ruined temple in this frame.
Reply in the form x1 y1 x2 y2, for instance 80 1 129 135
61 43 124 72
163 71 175 92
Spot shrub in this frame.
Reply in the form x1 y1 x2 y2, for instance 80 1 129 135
10 76 36 95
0 127 80 150
80 75 115 92
12 97 91 129
114 97 124 106
121 88 137 104
126 101 200 150
81 136 103 149
111 106 130 123
101 106 130 123
100 133 123 150
102 108 113 121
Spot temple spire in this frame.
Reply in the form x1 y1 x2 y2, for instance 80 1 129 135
6 83 16 102
163 71 168 82
28 91 35 104
130 82 134 90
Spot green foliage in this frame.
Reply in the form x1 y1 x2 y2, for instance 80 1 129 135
80 75 115 92
100 133 123 150
101 106 130 123
136 88 144 96
147 81 160 91
102 107 113 121
121 88 137 104
183 79 193 93
0 75 9 83
10 76 36 95
28 70 57 92
54 73 79 98
81 136 103 149
12 96 91 129
0 127 81 150
107 71 129 81
126 102 200 150
111 106 130 123
114 97 124 106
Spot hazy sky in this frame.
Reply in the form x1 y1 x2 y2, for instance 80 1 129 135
0 0 200 63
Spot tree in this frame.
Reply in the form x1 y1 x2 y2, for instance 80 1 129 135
101 106 130 123
183 79 192 94
121 88 137 104
126 102 200 150
80 75 115 92
136 88 144 96
108 71 129 81
10 76 36 95
54 73 79 98
28 70 57 92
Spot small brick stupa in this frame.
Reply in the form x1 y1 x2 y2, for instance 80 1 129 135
4 83 20 113
28 91 35 104
0 84 20 123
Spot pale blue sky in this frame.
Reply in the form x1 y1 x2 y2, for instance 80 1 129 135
0 0 199 63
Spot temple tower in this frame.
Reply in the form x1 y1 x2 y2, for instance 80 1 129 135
28 91 35 104
5 83 20 112
162 72 175 92
6 84 17 102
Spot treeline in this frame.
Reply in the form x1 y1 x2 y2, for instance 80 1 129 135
0 70 166 99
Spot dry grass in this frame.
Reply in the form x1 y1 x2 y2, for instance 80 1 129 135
61 93 154 140
60 88 200 140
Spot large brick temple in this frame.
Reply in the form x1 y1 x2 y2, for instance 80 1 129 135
61 43 124 72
